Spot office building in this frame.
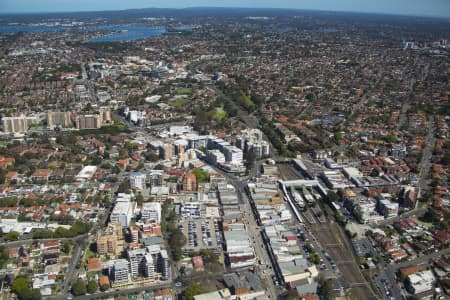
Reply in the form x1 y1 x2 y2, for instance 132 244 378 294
110 193 135 228
207 149 226 165
141 202 162 223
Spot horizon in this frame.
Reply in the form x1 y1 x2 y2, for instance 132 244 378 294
1 1 450 18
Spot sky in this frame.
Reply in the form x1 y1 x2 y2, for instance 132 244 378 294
1 0 449 18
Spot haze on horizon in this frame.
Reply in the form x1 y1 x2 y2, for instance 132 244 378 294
1 0 449 18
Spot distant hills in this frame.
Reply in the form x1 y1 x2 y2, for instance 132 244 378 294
1 6 448 19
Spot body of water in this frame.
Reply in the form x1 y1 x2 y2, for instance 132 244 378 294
0 24 171 41
89 25 166 42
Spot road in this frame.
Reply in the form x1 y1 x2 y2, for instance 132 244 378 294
392 247 450 271
375 207 427 227
396 102 411 131
367 247 450 300
416 117 436 202
47 282 173 300
81 63 98 105
368 241 402 300
58 176 119 296
209 163 278 299
2 234 87 249
240 189 279 299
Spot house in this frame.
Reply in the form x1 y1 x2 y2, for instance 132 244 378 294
4 171 19 183
49 169 64 181
433 229 450 246
0 156 14 169
116 159 129 170
86 258 102 272
154 289 173 300
8 248 19 259
31 169 52 182
99 276 110 288
193 288 231 300
41 241 60 253
192 256 204 271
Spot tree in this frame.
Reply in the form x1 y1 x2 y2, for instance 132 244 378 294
168 228 187 261
181 283 203 300
310 253 321 265
135 193 144 206
100 283 109 292
12 277 41 300
87 280 98 293
5 231 20 241
72 280 87 296
117 180 131 193
318 276 334 300
246 152 257 173
62 241 71 254
326 191 340 204
191 169 210 183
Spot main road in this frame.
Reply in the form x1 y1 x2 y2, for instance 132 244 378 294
392 247 450 271
207 163 279 299
416 117 436 202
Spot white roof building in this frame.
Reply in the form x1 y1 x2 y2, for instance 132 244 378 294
407 270 435 295
76 165 97 182
141 202 162 224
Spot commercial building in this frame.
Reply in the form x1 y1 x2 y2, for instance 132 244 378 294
223 223 256 269
406 270 435 294
76 165 97 182
236 128 270 158
353 198 385 224
222 146 243 165
320 170 354 189
264 225 318 284
130 172 147 190
377 198 399 218
141 202 162 223
110 193 135 228
207 149 226 165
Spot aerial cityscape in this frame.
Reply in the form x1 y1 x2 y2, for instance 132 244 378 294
0 2 448 300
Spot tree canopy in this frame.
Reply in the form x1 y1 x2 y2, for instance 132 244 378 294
72 280 87 296
181 283 203 300
12 277 41 300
